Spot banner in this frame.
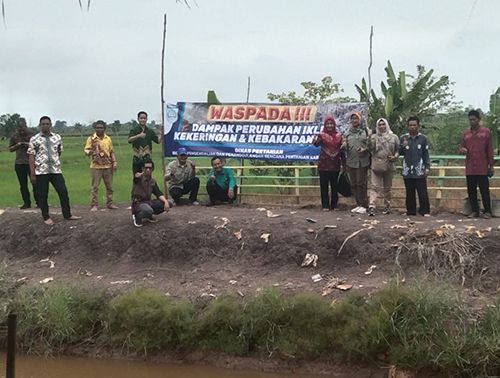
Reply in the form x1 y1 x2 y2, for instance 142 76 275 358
164 102 368 161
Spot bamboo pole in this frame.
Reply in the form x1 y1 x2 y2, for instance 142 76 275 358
160 13 167 193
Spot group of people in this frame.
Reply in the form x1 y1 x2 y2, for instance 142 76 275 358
8 111 238 226
313 110 495 218
8 109 495 226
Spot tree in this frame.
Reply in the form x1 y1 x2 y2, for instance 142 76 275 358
486 87 500 153
356 61 458 135
268 76 356 105
53 120 67 134
0 113 21 138
110 120 122 134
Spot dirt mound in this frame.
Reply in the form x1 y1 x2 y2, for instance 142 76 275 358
1 205 499 299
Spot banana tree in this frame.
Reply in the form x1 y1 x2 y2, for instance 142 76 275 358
356 61 456 135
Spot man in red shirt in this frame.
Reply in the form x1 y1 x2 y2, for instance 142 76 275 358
460 110 495 218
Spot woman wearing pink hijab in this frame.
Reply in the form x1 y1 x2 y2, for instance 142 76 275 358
313 115 345 211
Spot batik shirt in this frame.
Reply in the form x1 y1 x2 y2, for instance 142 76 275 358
399 133 430 178
84 133 114 169
128 125 159 165
27 132 63 175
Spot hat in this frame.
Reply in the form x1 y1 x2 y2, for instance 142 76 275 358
177 147 188 155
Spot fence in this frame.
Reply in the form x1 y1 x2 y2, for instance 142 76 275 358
194 155 500 211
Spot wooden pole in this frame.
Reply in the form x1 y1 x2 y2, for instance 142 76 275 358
6 313 16 378
161 13 167 194
367 25 373 102
239 76 251 204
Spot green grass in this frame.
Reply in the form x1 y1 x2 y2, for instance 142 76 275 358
0 134 302 207
1 270 499 376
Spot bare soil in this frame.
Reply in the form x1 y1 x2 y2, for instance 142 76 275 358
0 203 499 377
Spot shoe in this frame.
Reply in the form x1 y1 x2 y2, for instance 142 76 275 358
382 207 390 215
19 204 31 209
356 207 367 214
351 206 360 213
191 201 200 206
467 212 479 218
206 201 215 207
368 207 375 216
66 215 82 220
144 216 158 223
406 212 417 216
44 218 54 226
481 212 492 219
322 208 330 212
107 204 119 210
132 214 143 227
90 206 98 212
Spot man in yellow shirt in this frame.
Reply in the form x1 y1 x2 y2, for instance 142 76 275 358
84 120 118 211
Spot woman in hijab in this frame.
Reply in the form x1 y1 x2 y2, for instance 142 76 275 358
368 118 400 216
343 112 370 214
313 115 345 211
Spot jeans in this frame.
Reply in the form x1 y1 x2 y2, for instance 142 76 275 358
404 178 430 215
318 170 339 209
133 199 165 223
466 175 491 213
15 163 38 207
169 177 200 203
206 181 238 204
36 174 72 220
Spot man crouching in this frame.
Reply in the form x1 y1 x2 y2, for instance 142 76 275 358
131 160 170 227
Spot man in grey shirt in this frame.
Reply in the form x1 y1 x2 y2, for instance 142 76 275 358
165 148 200 205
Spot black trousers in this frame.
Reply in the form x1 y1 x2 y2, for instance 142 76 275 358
36 174 72 220
206 181 238 203
404 178 430 215
319 170 339 210
15 164 38 207
169 177 200 203
466 175 491 213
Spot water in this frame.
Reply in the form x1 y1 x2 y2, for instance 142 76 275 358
4 355 316 378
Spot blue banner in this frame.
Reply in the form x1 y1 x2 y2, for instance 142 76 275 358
164 102 368 161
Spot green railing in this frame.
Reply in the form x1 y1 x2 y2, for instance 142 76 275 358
192 155 500 208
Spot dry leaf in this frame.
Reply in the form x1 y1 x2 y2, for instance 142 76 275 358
290 211 297 214
40 277 54 284
336 284 353 291
229 280 237 285
187 221 197 224
307 228 315 233
256 207 267 211
311 274 322 282
440 224 455 229
305 218 317 223
233 229 242 240
260 233 271 243
267 210 281 218
364 265 377 275
301 253 318 267
435 229 445 237
215 217 230 229
110 280 133 285
391 224 408 229
323 224 337 229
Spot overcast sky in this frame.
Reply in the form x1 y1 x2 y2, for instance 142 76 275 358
0 0 498 125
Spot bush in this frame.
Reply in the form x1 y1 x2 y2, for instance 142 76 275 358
108 287 196 354
13 285 107 352
197 296 248 354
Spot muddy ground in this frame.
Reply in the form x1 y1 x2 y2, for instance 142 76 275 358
0 203 499 377
1 203 499 302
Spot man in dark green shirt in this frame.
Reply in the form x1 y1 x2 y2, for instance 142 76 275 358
206 157 237 206
128 111 160 173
